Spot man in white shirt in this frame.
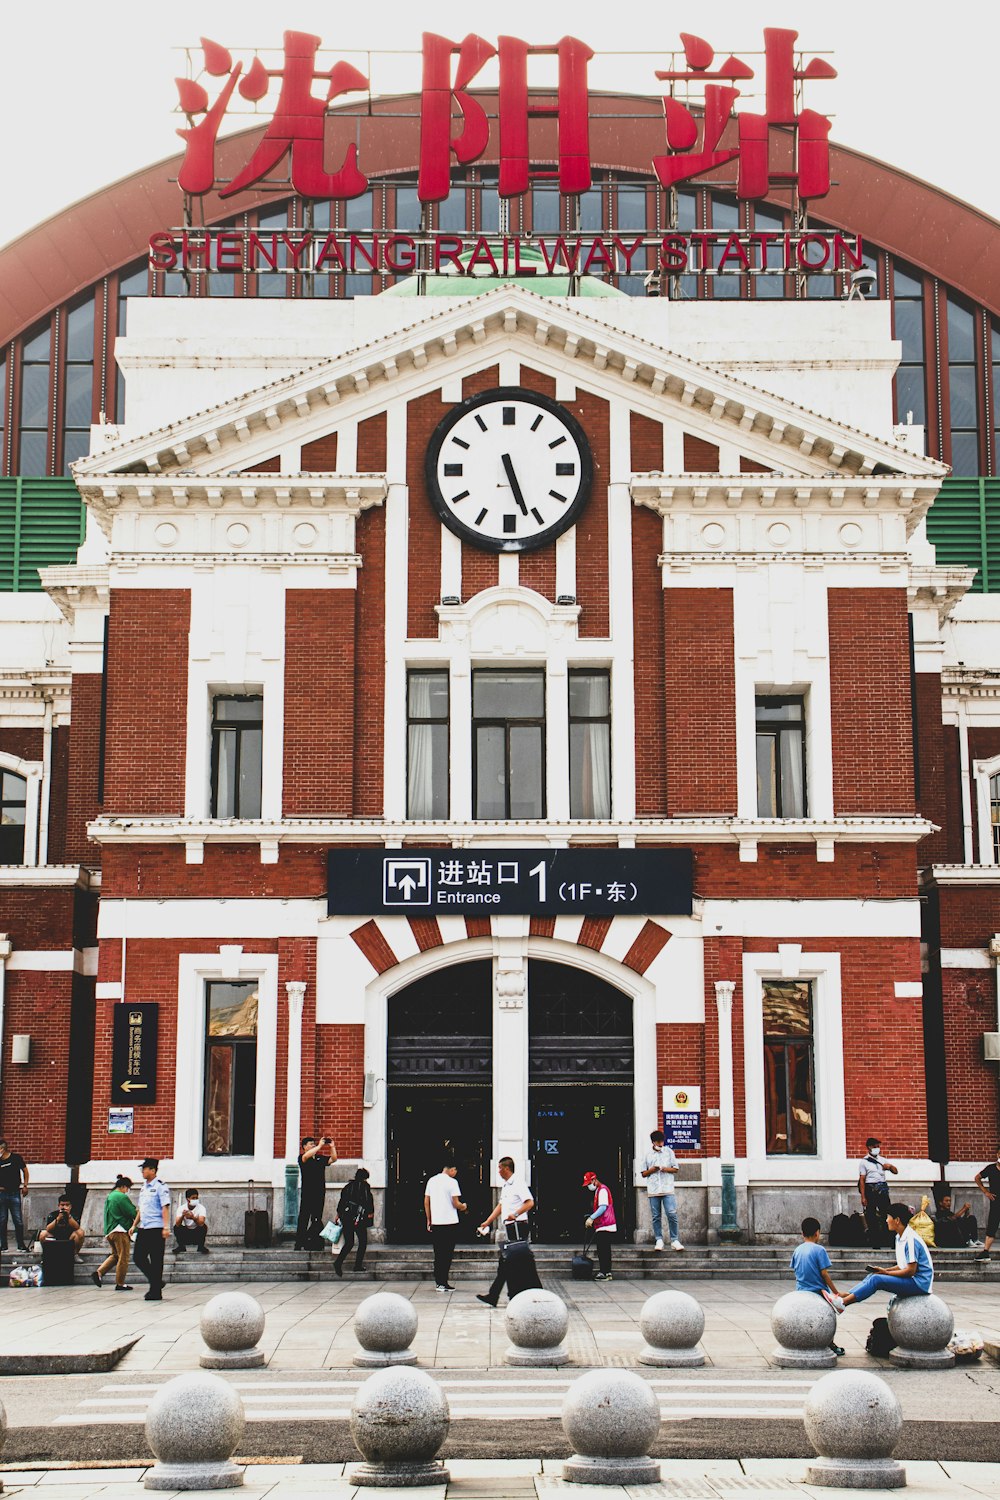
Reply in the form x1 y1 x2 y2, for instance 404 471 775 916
172 1188 209 1254
640 1130 683 1251
858 1137 898 1248
423 1161 467 1291
475 1156 535 1307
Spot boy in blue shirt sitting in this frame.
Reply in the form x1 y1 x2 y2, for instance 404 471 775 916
791 1216 845 1357
824 1203 933 1312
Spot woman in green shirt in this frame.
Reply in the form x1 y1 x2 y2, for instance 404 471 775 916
92 1175 135 1290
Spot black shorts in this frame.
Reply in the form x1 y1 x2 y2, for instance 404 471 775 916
987 1198 1000 1239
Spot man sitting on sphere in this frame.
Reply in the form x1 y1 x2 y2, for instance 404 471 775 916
823 1202 933 1312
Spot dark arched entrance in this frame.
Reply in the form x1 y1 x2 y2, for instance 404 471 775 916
528 960 635 1242
385 960 491 1242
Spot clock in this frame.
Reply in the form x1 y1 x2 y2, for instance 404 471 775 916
425 387 593 553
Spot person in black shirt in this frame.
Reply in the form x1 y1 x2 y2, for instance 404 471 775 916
0 1139 29 1252
40 1194 85 1253
974 1150 1000 1260
295 1134 336 1250
333 1167 374 1276
933 1193 978 1247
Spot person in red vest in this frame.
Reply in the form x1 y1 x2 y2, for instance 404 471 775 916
582 1171 616 1281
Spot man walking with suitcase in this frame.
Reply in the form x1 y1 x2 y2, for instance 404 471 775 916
476 1156 536 1307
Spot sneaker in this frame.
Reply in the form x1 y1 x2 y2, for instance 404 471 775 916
822 1290 845 1313
654 1239 664 1251
671 1240 685 1251
91 1270 102 1288
115 1284 133 1292
476 1294 498 1306
976 1250 991 1260
435 1284 449 1292
594 1272 612 1281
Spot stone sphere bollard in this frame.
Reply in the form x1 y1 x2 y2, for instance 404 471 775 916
144 1372 245 1490
0 1396 7 1491
504 1288 569 1367
803 1369 905 1489
353 1291 419 1368
770 1290 837 1369
562 1370 661 1485
199 1292 266 1369
638 1290 706 1368
887 1292 956 1368
348 1366 450 1487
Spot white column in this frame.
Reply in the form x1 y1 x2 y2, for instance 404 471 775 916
492 917 530 1182
0 934 11 1104
284 981 306 1161
714 980 736 1162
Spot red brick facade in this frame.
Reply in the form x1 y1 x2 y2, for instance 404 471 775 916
283 590 356 817
103 589 190 816
828 588 915 814
663 589 737 814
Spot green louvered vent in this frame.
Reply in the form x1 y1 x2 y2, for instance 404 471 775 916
0 478 86 592
925 477 1000 594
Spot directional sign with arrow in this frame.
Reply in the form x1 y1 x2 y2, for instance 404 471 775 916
111 1003 158 1106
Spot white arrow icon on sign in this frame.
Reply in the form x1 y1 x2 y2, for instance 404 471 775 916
383 857 432 906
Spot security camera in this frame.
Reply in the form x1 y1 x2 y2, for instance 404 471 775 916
644 270 662 297
847 266 877 300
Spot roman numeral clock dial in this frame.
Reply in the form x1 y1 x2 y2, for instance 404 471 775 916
425 387 593 552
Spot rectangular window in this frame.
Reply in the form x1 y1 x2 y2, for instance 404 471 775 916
473 669 545 819
203 980 258 1155
947 295 979 475
62 297 95 474
407 670 449 819
755 696 806 818
762 980 816 1155
892 264 926 427
211 694 263 818
569 669 611 819
19 323 51 476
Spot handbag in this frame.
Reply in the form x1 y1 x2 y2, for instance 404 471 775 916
571 1232 595 1280
319 1220 343 1245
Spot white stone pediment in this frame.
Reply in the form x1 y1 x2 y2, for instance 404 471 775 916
74 286 947 489
437 587 579 656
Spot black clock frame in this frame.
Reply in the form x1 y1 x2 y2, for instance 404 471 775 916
424 386 594 554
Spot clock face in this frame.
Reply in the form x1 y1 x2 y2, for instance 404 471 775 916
425 387 593 553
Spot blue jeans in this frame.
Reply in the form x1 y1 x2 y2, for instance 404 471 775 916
849 1272 928 1303
649 1195 678 1243
0 1189 25 1248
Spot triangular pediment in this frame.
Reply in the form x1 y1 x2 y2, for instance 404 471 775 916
74 284 947 489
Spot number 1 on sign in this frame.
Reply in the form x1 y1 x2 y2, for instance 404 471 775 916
528 860 546 903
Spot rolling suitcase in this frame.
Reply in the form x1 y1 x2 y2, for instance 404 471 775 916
501 1235 542 1295
244 1179 271 1248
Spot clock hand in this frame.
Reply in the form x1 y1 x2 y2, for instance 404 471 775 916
501 452 529 516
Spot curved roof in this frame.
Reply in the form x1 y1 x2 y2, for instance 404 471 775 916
1 90 998 347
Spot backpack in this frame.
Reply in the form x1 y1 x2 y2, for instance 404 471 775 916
865 1317 897 1358
828 1213 852 1246
847 1211 870 1246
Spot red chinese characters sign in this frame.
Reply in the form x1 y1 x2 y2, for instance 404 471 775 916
175 27 836 204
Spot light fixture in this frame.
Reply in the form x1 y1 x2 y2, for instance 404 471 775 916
440 595 462 606
556 593 577 606
11 1035 30 1064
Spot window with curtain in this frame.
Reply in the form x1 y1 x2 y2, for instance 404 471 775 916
62 297 95 473
569 670 611 819
756 696 806 818
19 322 51 476
990 772 1000 862
947 295 979 475
473 669 545 819
763 980 816 1155
0 771 27 863
892 264 926 427
210 694 263 818
407 670 449 819
203 980 258 1155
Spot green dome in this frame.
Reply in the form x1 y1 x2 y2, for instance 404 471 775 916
383 244 626 299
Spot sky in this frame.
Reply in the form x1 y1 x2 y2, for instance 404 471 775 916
1 0 997 249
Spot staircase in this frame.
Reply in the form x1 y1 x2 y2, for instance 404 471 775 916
58 1241 1000 1285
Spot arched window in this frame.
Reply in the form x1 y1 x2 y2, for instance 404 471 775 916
0 771 27 863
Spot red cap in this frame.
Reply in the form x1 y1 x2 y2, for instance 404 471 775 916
582 1171 598 1186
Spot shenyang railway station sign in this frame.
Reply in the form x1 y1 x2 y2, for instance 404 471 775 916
153 27 860 282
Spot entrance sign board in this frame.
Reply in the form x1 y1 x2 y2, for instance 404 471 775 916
662 1084 702 1151
328 847 692 917
174 27 836 204
111 1003 159 1106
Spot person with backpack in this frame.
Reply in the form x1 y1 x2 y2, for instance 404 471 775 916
333 1167 374 1277
582 1170 616 1281
858 1137 898 1249
823 1202 934 1312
